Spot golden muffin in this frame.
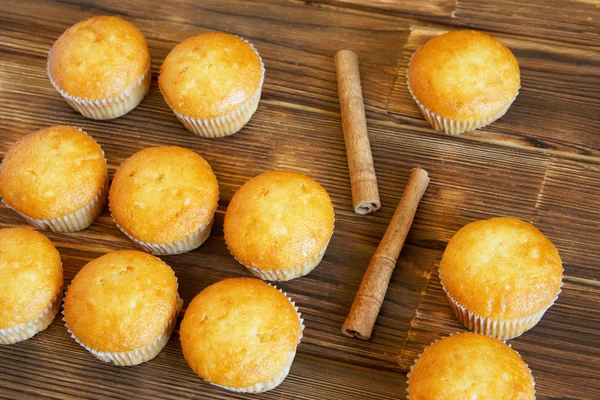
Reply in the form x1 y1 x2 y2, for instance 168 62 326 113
0 227 62 344
48 16 151 119
63 250 182 366
0 126 108 232
159 32 264 137
407 30 520 135
408 333 535 399
440 217 563 339
224 171 334 281
180 278 303 393
109 146 219 255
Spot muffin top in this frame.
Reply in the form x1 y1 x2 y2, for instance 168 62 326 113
408 30 520 121
159 32 263 119
224 171 334 271
109 146 219 244
0 227 63 329
48 16 150 100
180 278 302 389
0 126 107 220
440 217 563 319
63 250 180 352
408 333 535 399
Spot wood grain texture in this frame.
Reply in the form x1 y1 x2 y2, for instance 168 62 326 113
388 25 600 158
401 272 600 399
452 0 600 48
0 0 599 399
312 0 600 47
311 0 457 18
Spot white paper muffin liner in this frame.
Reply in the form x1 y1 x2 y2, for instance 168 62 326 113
0 291 62 345
48 62 151 120
406 333 536 399
440 274 562 340
406 53 519 135
113 215 214 256
164 38 265 138
248 239 331 281
208 284 304 393
230 229 333 282
64 297 182 366
3 177 108 233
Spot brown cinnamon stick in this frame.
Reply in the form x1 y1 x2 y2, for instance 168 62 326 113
342 168 430 340
335 50 381 215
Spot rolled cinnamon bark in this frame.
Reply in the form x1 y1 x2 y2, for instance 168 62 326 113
342 168 430 340
335 50 381 215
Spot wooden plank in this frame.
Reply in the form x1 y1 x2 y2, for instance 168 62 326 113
1 51 596 280
310 0 600 48
0 0 599 399
0 210 436 373
0 55 596 397
533 158 600 281
3 1 599 160
453 0 600 48
388 26 600 158
0 62 545 232
0 316 406 399
1 94 597 366
401 270 600 399
0 0 409 115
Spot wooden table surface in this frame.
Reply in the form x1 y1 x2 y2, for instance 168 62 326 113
1 1 599 399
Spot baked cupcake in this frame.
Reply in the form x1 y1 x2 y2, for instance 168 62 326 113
0 126 108 232
224 171 334 281
159 32 264 137
440 217 563 340
63 250 182 365
0 228 63 344
109 146 219 255
48 16 151 119
407 333 535 399
407 30 520 135
180 278 303 393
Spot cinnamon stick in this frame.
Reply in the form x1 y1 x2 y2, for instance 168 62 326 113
342 168 430 340
335 50 381 215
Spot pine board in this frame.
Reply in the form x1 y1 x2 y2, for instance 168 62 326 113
0 1 599 399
